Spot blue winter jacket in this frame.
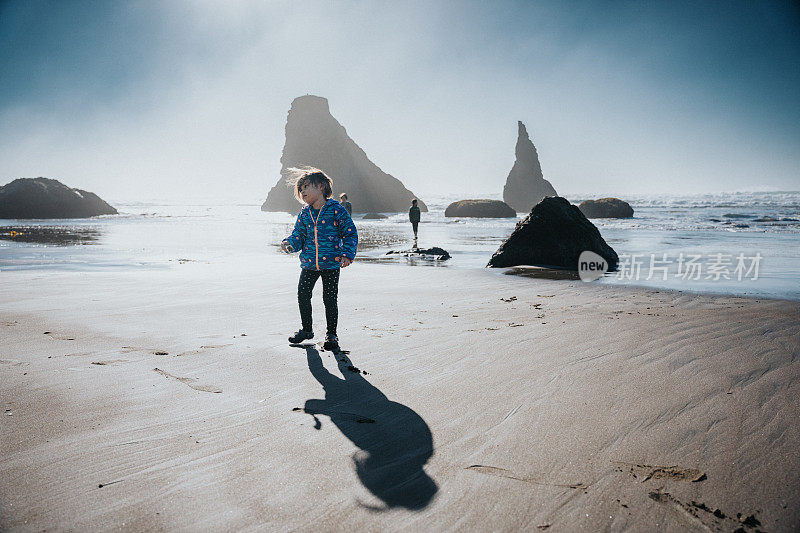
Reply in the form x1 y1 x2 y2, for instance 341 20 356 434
283 199 358 270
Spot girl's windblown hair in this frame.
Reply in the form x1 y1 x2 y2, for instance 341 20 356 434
285 167 333 204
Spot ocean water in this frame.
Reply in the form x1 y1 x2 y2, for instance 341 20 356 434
1 191 799 300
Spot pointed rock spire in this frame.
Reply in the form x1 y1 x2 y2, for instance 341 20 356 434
502 121 557 212
261 95 425 213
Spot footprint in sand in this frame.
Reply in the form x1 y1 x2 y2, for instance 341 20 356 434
153 367 222 393
466 465 586 489
43 332 75 340
91 360 128 366
613 461 706 482
648 490 761 531
177 344 232 356
120 347 171 355
64 351 95 357
120 346 160 354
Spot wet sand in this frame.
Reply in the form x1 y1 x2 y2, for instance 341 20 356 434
1 261 798 531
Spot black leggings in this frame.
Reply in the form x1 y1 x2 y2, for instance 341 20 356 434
297 268 340 335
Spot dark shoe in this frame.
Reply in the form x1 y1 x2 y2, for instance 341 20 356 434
289 329 314 343
323 333 339 351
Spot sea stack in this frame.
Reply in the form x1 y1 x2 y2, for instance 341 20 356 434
502 121 557 213
261 95 425 214
0 177 117 219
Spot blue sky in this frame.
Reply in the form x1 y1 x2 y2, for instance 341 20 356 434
1 0 798 201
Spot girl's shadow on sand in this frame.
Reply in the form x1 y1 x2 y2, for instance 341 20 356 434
297 345 437 510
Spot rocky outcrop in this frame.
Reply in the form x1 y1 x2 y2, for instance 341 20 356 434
487 196 618 270
362 212 388 219
0 178 117 219
578 198 634 218
444 199 516 218
502 121 557 212
262 95 426 214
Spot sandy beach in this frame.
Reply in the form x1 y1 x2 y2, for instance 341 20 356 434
3 0 800 530
1 260 798 531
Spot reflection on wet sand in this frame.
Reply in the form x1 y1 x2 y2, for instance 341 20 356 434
354 224 409 251
356 256 450 267
276 220 410 252
0 226 102 246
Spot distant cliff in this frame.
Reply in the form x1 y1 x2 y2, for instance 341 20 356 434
502 121 557 212
0 177 117 219
262 95 425 213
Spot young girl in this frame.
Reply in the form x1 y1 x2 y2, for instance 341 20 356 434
281 168 358 351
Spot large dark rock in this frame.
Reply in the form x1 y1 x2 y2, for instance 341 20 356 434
487 196 618 270
0 178 117 219
262 95 426 214
578 198 634 218
502 121 557 212
362 212 388 219
444 199 516 218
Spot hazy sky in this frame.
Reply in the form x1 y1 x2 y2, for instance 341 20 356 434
1 0 799 202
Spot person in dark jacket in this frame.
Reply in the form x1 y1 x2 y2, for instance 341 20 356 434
409 198 421 247
339 193 352 215
281 168 358 351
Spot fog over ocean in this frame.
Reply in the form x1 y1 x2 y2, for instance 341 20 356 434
2 191 798 300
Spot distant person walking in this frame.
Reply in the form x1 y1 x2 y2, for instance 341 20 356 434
409 198 421 248
339 193 352 215
281 169 358 352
